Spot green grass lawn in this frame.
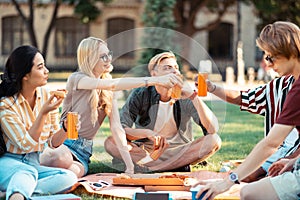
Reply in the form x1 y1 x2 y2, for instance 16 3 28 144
0 72 266 200
72 100 264 199
0 100 263 200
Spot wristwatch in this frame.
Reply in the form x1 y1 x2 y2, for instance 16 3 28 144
229 172 240 184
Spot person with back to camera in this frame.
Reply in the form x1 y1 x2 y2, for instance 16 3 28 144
40 37 183 177
104 51 221 172
203 62 299 182
0 45 78 200
195 21 300 200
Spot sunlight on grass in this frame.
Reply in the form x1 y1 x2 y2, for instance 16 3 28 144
74 100 265 199
191 102 264 172
89 101 264 174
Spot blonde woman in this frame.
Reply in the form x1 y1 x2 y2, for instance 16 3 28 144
40 37 182 177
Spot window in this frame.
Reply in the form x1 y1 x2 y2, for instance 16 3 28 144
55 17 89 57
107 18 135 58
2 16 30 55
208 22 233 59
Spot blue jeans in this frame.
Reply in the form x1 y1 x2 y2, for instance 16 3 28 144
0 152 77 200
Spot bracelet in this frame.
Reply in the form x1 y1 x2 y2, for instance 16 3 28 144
209 84 217 93
137 154 154 165
61 121 67 132
189 90 197 100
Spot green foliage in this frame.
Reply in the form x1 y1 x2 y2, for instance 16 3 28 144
64 0 112 23
249 0 300 29
142 0 177 28
74 1 100 23
136 0 179 76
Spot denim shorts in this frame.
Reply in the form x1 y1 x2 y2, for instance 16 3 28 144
63 137 93 175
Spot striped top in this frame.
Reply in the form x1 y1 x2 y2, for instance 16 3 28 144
241 76 300 158
0 87 60 154
241 75 294 136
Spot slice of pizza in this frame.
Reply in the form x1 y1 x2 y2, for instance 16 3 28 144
50 89 67 98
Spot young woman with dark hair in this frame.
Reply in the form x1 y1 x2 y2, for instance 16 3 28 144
0 45 77 200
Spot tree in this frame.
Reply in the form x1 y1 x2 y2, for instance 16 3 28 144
173 0 238 60
174 0 300 37
137 0 178 76
247 0 300 29
138 0 240 76
174 0 237 37
11 0 111 59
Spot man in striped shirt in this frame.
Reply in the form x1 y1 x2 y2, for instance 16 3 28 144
206 75 299 182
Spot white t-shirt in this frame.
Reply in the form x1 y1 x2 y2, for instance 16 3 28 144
153 100 177 139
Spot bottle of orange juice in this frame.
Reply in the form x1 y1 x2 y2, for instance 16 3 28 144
197 72 208 96
67 112 79 140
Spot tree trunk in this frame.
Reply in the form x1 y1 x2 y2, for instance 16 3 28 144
174 0 236 60
11 0 38 47
42 0 61 59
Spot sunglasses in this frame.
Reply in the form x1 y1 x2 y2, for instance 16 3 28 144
265 55 275 64
99 51 113 63
89 180 110 191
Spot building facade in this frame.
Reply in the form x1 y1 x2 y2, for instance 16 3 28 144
0 0 260 79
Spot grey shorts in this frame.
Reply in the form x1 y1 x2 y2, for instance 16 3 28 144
270 158 300 200
64 137 93 176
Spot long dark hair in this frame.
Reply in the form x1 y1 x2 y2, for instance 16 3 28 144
0 45 39 98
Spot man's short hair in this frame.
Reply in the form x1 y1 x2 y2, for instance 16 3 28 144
148 51 176 72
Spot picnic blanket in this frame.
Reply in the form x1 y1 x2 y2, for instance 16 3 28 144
70 171 244 199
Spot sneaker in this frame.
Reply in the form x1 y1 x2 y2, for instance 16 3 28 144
134 164 151 173
164 165 191 172
111 157 125 172
197 160 208 167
